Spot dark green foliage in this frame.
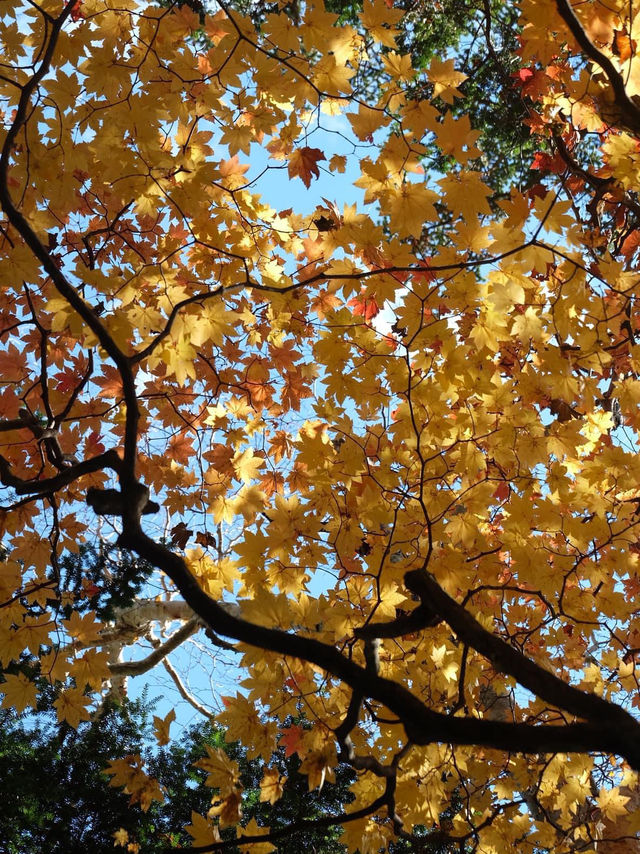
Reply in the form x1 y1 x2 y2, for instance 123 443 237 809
226 747 356 853
328 0 540 196
58 544 154 620
0 699 152 854
148 714 358 853
0 701 357 854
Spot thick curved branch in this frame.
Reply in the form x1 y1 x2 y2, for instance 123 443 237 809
102 599 200 636
403 569 618 726
120 525 640 771
354 603 441 639
0 448 122 496
555 0 640 133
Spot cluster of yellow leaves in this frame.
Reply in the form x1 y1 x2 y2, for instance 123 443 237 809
104 755 164 812
0 583 105 725
112 827 141 854
187 744 279 852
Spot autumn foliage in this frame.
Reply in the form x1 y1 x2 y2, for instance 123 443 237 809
4 0 640 851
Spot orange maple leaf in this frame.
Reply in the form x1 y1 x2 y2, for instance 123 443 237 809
347 289 380 321
168 432 194 465
613 28 636 62
288 147 326 188
280 724 304 757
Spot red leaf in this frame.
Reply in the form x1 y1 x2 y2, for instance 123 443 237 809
621 231 640 260
280 725 304 757
84 430 105 456
70 0 84 21
512 67 534 85
530 151 565 174
347 290 379 321
493 482 510 502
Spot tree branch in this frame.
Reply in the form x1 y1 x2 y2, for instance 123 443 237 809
120 525 640 771
162 657 214 719
108 616 201 677
554 0 640 133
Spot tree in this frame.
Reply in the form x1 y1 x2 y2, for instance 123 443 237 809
0 698 157 854
0 699 357 853
3 0 640 851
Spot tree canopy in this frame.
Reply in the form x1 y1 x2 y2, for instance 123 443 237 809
3 0 640 851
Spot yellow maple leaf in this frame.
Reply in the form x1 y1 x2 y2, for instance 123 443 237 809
427 57 468 104
238 818 276 854
113 828 129 848
381 182 438 238
512 306 545 342
0 672 37 712
235 484 267 522
313 55 354 95
195 745 241 793
382 51 414 83
70 650 111 691
347 104 390 142
259 767 287 804
185 811 222 847
62 610 104 644
438 170 492 223
53 687 92 729
105 755 164 811
434 112 481 163
39 649 70 684
0 626 29 666
218 154 250 189
18 615 52 656
153 708 176 746
360 0 403 47
597 786 631 821
0 560 21 599
299 746 337 791
233 448 264 483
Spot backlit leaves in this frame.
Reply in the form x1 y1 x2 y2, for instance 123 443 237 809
0 673 37 713
287 147 326 188
3 0 640 851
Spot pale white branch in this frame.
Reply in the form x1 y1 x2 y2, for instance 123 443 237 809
162 656 215 719
108 616 201 676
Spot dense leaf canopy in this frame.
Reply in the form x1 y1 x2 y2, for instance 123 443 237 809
3 0 640 851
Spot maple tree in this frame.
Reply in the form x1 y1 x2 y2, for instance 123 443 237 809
5 0 640 851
